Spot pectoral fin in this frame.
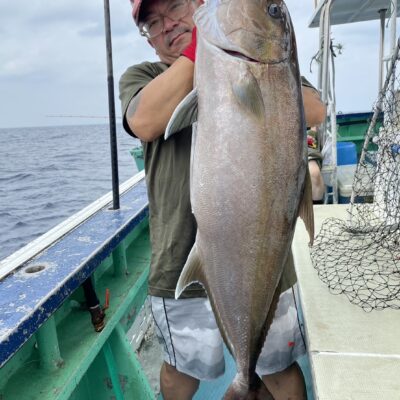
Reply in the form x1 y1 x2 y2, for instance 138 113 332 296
298 168 315 245
232 68 265 124
175 243 204 299
165 88 198 140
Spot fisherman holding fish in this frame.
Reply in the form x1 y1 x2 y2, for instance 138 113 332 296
119 1 326 399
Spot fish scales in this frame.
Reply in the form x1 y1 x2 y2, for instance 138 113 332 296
168 1 314 398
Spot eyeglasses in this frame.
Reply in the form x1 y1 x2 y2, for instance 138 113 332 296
139 0 191 39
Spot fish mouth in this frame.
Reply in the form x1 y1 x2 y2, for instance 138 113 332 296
222 48 289 65
223 49 260 63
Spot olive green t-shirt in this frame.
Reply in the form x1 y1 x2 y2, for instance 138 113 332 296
120 62 205 298
119 61 299 298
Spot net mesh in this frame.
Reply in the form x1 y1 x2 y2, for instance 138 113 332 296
311 47 400 312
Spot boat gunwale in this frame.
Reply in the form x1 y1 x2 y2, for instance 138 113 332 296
0 172 149 368
0 171 145 282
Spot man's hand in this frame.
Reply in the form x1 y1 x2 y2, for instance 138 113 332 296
181 27 197 63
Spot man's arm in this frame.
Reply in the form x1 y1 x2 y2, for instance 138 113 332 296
127 55 325 142
302 86 327 127
126 56 194 142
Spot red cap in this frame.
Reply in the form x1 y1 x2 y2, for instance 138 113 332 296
130 0 144 25
131 0 205 27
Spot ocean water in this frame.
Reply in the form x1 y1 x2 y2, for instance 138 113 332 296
0 124 141 261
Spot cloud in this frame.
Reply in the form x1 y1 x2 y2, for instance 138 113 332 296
0 0 395 128
0 0 151 127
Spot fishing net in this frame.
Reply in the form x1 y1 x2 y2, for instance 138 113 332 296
311 43 400 311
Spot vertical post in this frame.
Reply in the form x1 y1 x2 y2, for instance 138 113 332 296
113 243 128 277
321 0 333 103
317 4 324 93
35 316 63 371
115 324 155 399
390 0 398 57
318 0 338 204
103 341 125 400
103 0 120 210
389 0 398 98
378 9 387 92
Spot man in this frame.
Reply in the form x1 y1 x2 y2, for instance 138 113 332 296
307 127 326 203
119 1 326 399
302 79 327 204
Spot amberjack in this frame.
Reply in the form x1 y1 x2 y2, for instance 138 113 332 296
166 0 314 398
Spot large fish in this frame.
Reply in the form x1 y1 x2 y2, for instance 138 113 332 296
166 0 314 398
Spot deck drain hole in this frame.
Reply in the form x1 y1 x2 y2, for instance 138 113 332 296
25 265 46 274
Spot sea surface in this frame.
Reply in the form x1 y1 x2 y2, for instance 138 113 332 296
0 124 141 261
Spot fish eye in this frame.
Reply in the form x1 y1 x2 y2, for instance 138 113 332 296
268 4 282 18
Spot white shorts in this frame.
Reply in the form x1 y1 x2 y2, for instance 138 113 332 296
150 285 306 380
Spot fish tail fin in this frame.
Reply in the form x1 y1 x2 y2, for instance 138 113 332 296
223 373 273 400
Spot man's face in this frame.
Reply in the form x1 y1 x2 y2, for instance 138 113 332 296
140 0 199 64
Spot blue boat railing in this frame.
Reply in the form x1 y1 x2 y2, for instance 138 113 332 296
0 172 156 399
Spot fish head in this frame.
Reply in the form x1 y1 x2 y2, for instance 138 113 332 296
195 0 294 64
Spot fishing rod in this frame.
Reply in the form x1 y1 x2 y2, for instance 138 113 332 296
80 0 122 333
46 115 123 120
103 0 120 210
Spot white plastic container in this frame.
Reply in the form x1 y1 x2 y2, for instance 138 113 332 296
337 164 374 204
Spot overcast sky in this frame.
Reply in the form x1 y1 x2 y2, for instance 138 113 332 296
0 0 397 128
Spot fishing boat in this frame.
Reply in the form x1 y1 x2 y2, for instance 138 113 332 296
1 1 400 399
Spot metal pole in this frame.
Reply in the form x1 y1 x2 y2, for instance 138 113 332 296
390 0 398 56
103 0 120 210
321 0 334 103
318 0 338 204
317 3 325 92
378 9 387 92
389 0 398 97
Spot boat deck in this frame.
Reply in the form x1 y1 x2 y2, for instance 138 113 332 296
6 170 397 398
293 205 400 399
